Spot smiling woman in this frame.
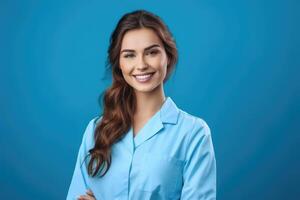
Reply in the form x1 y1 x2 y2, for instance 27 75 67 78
119 29 168 94
66 9 216 200
120 41 163 86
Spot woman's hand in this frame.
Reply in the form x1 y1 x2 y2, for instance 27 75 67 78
77 189 96 200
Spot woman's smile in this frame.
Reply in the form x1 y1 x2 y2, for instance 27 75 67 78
133 72 155 83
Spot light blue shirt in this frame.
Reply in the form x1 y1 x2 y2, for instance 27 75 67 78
67 97 216 200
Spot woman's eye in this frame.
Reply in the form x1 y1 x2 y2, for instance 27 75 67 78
124 54 135 58
147 50 159 56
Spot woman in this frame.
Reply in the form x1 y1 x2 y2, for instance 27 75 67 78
67 9 216 200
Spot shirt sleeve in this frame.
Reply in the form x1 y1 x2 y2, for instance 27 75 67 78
180 118 217 200
66 118 97 200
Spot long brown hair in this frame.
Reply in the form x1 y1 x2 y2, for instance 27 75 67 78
87 9 178 177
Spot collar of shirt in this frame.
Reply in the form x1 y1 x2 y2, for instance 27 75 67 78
121 96 180 152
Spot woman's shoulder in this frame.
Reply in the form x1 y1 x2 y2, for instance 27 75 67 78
91 115 103 127
84 115 101 131
177 109 211 137
80 116 103 147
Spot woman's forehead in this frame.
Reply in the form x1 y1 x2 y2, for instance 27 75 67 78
121 28 163 51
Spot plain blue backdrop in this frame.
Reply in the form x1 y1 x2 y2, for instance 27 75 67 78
0 0 299 199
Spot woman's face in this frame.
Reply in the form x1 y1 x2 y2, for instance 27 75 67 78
119 28 169 93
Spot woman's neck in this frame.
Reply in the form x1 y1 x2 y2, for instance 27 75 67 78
134 85 166 120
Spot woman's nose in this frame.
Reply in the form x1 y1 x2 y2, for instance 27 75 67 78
136 55 149 70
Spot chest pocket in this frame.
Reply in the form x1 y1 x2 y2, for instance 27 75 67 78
137 153 185 198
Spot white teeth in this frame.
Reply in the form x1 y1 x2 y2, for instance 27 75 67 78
136 74 151 79
134 73 154 82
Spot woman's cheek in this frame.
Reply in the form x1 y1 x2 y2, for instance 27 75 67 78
120 61 132 74
148 58 162 68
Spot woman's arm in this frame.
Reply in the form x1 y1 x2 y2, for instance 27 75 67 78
180 118 217 200
66 119 96 200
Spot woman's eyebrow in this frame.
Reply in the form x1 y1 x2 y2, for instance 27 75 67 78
121 44 161 53
144 44 160 51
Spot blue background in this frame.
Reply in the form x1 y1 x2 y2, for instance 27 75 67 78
1 0 299 199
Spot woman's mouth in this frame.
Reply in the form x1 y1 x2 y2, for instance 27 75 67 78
133 72 155 83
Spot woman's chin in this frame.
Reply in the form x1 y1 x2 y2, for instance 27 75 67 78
132 84 161 94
